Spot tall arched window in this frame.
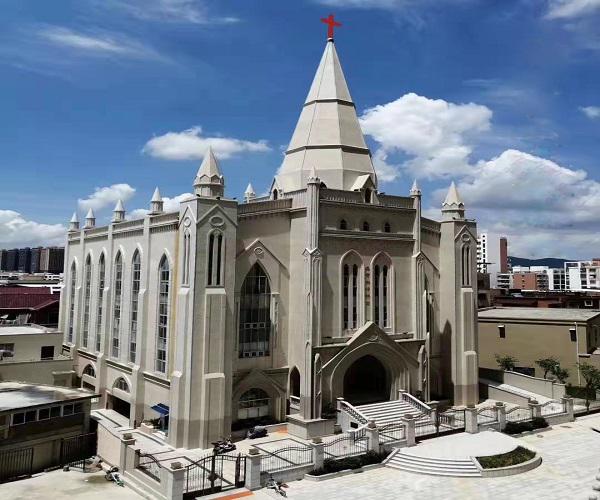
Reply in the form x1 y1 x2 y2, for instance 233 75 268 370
68 261 77 343
239 263 271 358
339 219 348 230
95 254 105 352
82 255 92 349
373 255 392 329
156 255 170 373
111 252 123 358
182 231 191 285
342 253 362 331
129 251 141 363
462 245 471 287
364 188 372 204
207 231 224 286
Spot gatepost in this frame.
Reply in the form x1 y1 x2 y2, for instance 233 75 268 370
245 447 263 490
312 437 325 470
561 396 575 421
495 401 506 430
365 420 379 452
428 401 439 425
165 461 185 500
119 433 136 472
529 399 542 419
402 414 416 447
465 405 479 434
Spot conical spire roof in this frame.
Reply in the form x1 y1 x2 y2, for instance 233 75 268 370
275 39 376 193
151 187 162 202
443 181 464 208
195 146 222 181
85 208 95 219
70 212 78 223
244 183 255 196
410 179 421 196
114 199 125 212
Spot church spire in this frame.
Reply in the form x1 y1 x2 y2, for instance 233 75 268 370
68 212 79 232
150 187 164 214
442 181 465 220
194 146 224 198
275 38 376 193
244 183 256 203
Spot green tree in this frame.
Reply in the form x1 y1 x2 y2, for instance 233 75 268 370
495 354 518 372
552 366 569 384
577 362 600 412
535 357 560 379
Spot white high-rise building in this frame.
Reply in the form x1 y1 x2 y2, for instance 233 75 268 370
565 261 600 291
477 233 488 273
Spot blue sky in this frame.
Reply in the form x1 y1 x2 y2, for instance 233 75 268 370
1 0 599 259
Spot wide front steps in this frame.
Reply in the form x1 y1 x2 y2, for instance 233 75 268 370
355 400 430 426
384 449 481 477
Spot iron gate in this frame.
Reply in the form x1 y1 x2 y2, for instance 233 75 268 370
0 447 34 483
183 453 245 498
415 409 466 442
60 432 97 470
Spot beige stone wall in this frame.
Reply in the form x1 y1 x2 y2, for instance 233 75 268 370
0 358 73 384
0 332 63 361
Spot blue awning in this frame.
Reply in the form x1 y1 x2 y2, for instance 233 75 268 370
151 403 170 416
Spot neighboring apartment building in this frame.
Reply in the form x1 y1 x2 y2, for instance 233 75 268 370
566 260 600 292
493 291 600 309
477 233 489 273
0 246 64 274
0 324 73 386
499 237 509 273
0 382 96 479
478 307 600 385
0 287 60 326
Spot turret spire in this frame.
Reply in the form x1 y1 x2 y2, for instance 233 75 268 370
244 183 256 203
410 179 421 197
150 187 164 214
84 208 95 229
194 146 225 198
442 181 465 220
68 212 79 232
112 199 125 223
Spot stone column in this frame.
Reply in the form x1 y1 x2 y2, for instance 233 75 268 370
403 414 416 447
312 438 325 470
165 462 185 500
529 399 542 419
495 401 506 431
119 433 136 472
465 405 479 434
366 420 380 453
428 401 439 425
562 396 575 421
245 448 263 491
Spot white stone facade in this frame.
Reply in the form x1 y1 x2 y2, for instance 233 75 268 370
59 39 479 450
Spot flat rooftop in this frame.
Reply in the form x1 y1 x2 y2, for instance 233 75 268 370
0 382 96 412
0 324 57 335
478 307 600 322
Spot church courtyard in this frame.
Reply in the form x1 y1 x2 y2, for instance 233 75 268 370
250 413 600 500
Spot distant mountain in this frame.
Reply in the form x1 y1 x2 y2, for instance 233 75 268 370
509 256 571 268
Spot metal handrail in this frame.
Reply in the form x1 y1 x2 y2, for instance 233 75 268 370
339 400 368 424
400 392 432 414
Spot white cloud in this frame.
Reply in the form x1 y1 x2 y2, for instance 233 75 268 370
359 93 492 180
100 0 240 24
0 210 65 248
36 25 165 61
435 149 600 258
580 106 600 119
78 184 136 212
142 126 271 161
129 192 193 219
546 0 600 19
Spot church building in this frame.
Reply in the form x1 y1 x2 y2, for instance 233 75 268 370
60 35 479 449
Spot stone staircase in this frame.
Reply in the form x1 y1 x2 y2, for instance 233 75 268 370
355 400 429 426
384 449 481 477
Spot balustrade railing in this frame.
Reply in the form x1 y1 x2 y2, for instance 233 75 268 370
400 392 432 415
338 400 368 425
540 400 566 417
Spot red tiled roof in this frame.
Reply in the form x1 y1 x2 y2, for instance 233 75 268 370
0 287 53 295
0 293 59 310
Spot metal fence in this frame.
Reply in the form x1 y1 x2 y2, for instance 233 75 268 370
137 451 163 482
540 400 565 417
0 447 33 483
260 444 313 473
505 406 533 423
323 428 368 459
476 407 498 424
378 421 406 444
60 432 97 470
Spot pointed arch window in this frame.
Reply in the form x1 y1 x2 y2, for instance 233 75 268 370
383 222 391 233
68 261 77 343
342 254 362 331
129 251 141 363
462 245 471 287
182 231 191 285
95 254 105 352
239 263 271 358
114 377 129 392
156 255 170 373
207 231 224 286
82 255 92 348
373 256 392 329
83 364 96 377
111 252 123 358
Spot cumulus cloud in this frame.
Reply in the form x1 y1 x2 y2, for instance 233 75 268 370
359 93 492 180
0 210 65 248
129 192 193 219
434 149 600 259
99 0 240 24
142 126 271 161
580 106 600 119
37 26 165 61
545 0 600 19
78 184 136 212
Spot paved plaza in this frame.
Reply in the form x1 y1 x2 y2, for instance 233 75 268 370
251 413 600 500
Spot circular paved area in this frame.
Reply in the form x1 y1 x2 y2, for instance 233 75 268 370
409 430 523 459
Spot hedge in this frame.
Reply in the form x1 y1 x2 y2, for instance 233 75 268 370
503 417 548 435
477 446 536 469
309 451 388 476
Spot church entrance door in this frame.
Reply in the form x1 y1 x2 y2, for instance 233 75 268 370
343 355 389 405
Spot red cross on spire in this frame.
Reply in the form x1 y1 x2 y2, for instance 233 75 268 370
321 14 341 40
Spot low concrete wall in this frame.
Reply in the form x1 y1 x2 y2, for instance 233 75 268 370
304 463 383 482
261 464 315 485
476 453 542 478
488 385 530 406
0 358 73 385
504 371 565 400
97 420 121 466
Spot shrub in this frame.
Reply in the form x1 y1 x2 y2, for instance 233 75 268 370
309 451 388 476
503 417 548 435
477 446 535 469
531 417 549 429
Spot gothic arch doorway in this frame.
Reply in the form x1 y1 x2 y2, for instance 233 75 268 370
343 355 389 405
